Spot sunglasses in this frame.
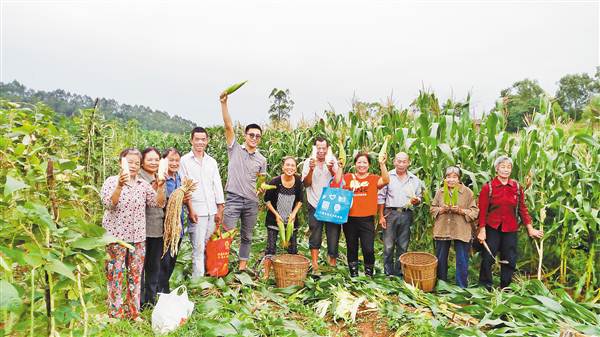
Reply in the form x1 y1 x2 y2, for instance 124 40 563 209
246 133 262 139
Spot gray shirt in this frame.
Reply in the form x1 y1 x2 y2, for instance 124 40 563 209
377 170 424 208
139 169 165 238
225 136 267 202
301 158 338 208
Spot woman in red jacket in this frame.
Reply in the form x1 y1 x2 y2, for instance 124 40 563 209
477 156 543 289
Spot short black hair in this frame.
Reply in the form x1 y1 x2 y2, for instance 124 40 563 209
162 147 181 159
190 126 208 139
245 123 262 134
141 147 161 163
354 152 371 165
314 136 328 146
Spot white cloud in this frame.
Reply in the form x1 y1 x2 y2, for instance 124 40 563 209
1 0 598 126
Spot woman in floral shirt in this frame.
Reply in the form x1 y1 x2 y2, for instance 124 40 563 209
101 148 165 320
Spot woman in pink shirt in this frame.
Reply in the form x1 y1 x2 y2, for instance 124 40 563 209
101 148 165 320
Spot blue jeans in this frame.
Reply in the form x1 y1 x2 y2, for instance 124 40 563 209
223 192 259 261
435 239 470 288
383 209 413 276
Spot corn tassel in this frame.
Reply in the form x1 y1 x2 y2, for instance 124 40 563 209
163 178 197 257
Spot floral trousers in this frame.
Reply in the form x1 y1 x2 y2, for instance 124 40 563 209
105 242 145 319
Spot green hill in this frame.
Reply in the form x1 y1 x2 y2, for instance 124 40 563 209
0 80 196 133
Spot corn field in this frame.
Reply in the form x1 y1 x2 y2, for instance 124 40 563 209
1 92 599 336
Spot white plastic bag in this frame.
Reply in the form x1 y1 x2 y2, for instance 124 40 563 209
151 285 194 335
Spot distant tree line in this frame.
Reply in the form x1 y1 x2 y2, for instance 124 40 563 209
0 80 197 133
500 68 599 131
268 68 599 132
2 67 599 134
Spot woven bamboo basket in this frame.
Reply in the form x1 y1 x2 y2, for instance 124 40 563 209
272 254 310 288
399 252 438 292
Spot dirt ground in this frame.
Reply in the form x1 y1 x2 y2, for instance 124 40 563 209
329 307 395 337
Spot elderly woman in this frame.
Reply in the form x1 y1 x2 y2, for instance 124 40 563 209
162 148 187 290
139 147 168 307
477 156 543 289
333 152 390 277
262 157 304 280
101 148 165 320
430 166 479 288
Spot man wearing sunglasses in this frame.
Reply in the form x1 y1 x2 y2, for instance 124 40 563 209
220 92 268 272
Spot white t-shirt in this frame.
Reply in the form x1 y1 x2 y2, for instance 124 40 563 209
179 151 225 216
301 158 338 208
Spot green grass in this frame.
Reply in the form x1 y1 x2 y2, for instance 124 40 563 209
92 215 600 337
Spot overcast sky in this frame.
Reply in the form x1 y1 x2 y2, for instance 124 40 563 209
1 0 598 126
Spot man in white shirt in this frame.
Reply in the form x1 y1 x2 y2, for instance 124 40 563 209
180 127 225 279
301 136 339 274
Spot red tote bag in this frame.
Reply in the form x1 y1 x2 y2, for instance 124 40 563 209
205 224 234 277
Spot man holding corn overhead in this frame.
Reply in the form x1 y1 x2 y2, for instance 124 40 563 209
220 92 267 272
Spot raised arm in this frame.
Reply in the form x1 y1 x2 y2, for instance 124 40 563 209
105 173 126 208
302 159 315 187
220 93 235 146
333 158 344 184
377 154 390 188
155 181 166 208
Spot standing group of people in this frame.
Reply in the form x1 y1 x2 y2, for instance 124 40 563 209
101 139 224 320
101 91 543 320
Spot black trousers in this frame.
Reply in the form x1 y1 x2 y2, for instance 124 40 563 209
265 227 298 257
343 216 375 265
478 225 518 288
163 240 181 292
142 237 173 306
